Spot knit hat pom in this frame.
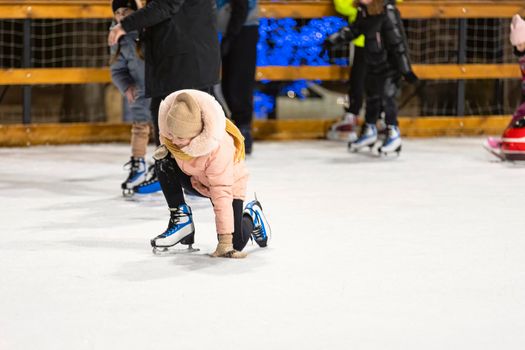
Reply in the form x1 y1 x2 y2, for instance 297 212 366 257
510 14 525 46
166 92 203 140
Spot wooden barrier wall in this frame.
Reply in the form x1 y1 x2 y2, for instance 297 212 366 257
0 0 524 84
0 116 510 147
0 1 519 144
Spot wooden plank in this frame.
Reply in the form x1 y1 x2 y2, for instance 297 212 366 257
0 4 111 19
412 64 521 80
1 64 519 85
1 1 525 19
0 68 112 85
0 123 131 147
0 117 510 146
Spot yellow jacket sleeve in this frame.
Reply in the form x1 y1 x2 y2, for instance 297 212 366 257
332 0 402 48
333 0 364 47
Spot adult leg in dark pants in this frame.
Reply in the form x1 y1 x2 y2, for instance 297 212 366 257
221 25 259 154
364 72 387 125
348 46 367 116
382 75 401 126
150 96 166 147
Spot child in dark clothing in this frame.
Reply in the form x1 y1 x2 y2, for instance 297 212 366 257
109 0 153 196
325 0 418 156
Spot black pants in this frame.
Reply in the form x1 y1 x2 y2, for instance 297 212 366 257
150 86 216 146
364 72 401 126
221 25 258 128
156 153 252 251
348 46 367 115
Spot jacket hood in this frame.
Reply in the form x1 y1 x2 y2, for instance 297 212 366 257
159 89 226 157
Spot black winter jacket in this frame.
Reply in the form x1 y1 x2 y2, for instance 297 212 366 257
121 0 220 98
340 3 413 76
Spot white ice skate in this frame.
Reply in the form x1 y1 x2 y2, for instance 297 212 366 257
348 123 378 152
378 125 402 156
482 137 505 160
121 157 147 197
327 112 358 142
151 204 199 255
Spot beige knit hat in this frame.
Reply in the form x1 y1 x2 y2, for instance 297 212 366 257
166 92 203 139
510 14 525 46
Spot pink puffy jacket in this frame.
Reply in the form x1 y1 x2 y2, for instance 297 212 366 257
158 89 249 234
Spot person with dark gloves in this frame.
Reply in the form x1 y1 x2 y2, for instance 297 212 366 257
325 0 418 156
108 0 221 193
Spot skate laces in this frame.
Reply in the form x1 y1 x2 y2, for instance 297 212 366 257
386 126 400 141
251 225 266 241
356 124 376 141
135 165 157 187
160 209 187 237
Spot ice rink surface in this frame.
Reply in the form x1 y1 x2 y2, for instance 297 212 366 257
1 138 524 350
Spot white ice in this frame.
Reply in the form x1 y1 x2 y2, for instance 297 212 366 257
1 139 524 350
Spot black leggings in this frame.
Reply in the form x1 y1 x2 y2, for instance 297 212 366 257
364 72 401 126
348 46 367 115
155 153 252 251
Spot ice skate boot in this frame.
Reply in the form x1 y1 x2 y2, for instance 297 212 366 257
327 112 358 142
133 163 161 195
378 125 402 156
348 123 378 152
243 197 271 248
121 157 147 197
483 137 504 160
151 204 199 255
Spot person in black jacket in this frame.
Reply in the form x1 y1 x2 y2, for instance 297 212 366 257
325 0 417 156
217 0 259 154
108 0 221 192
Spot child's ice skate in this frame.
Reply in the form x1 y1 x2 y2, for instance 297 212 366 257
243 197 271 248
348 123 378 152
327 112 358 142
483 137 504 160
133 163 161 195
151 204 199 255
378 125 402 156
121 157 147 197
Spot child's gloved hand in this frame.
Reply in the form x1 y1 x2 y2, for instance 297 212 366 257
404 71 419 84
325 27 351 47
211 234 247 258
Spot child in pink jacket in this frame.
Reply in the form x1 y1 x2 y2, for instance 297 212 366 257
150 89 271 258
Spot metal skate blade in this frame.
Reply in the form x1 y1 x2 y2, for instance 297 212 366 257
122 189 134 198
152 245 200 256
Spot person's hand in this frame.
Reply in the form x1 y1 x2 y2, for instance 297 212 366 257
327 27 351 46
125 85 137 104
108 24 126 46
404 71 419 84
517 42 525 52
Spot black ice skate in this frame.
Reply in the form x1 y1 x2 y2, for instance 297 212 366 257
151 204 199 255
133 164 161 195
243 197 271 248
121 157 147 197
